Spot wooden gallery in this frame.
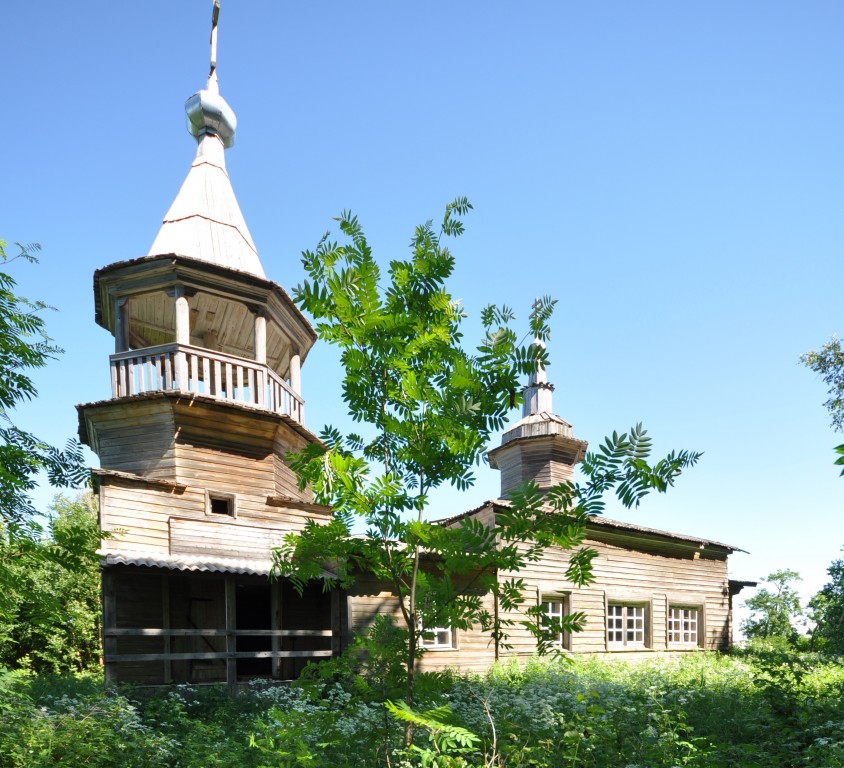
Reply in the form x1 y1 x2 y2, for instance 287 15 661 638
76 38 752 689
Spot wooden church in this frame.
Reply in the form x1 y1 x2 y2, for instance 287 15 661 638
77 7 751 688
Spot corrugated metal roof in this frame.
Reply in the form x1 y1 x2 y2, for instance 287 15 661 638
100 549 337 579
101 549 274 576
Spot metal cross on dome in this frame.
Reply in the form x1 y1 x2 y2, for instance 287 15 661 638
209 0 220 78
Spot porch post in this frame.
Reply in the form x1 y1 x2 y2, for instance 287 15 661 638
289 352 302 421
173 286 190 390
271 580 280 679
162 575 171 684
114 297 129 353
254 313 267 364
225 576 237 693
102 570 117 687
174 286 191 344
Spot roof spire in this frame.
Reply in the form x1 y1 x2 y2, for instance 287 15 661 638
185 0 235 147
523 297 554 416
523 335 554 416
147 0 264 277
209 0 220 82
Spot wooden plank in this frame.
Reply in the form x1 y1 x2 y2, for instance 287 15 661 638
190 354 199 392
214 359 222 397
271 580 280 679
102 571 118 686
104 628 333 637
225 576 236 691
331 589 340 656
109 650 334 662
162 575 171 683
164 353 173 390
257 369 266 408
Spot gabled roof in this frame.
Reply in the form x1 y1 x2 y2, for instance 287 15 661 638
434 498 745 554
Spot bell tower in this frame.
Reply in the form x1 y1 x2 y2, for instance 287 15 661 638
487 339 588 497
77 3 339 688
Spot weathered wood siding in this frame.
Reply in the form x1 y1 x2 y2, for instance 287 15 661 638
496 440 577 498
498 536 731 660
346 523 732 674
346 573 498 674
98 476 326 559
85 393 324 560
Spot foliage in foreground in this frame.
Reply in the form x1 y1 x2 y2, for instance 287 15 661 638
0 240 87 526
276 201 700 729
2 648 844 767
0 494 102 673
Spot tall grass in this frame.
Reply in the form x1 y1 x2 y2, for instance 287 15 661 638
1 646 842 767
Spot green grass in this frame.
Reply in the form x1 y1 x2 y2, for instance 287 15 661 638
1 646 842 767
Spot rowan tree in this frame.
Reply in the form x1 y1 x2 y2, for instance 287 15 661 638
0 239 88 623
274 201 700 737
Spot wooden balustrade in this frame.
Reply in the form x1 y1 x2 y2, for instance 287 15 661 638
110 343 304 423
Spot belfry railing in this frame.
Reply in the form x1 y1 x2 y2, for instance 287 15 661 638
109 343 304 424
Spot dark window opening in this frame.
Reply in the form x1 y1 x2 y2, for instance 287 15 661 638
210 496 232 515
279 580 333 680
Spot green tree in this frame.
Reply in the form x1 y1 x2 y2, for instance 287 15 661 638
808 550 844 654
275 200 700 737
0 493 102 672
741 569 803 644
800 337 844 475
0 240 87 524
801 337 844 432
0 239 89 639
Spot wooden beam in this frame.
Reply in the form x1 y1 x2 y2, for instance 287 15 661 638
225 576 236 692
103 628 333 637
102 571 117 687
271 579 280 679
162 574 171 683
107 650 333 663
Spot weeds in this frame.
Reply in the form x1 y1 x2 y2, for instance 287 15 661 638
0 648 842 767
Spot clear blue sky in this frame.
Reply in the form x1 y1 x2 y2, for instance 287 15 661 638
3 2 842 618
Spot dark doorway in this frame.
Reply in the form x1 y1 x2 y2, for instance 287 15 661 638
236 582 271 677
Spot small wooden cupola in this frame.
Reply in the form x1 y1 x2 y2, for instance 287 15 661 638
487 339 588 497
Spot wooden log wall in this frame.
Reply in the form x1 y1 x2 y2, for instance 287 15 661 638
88 395 325 559
345 531 732 674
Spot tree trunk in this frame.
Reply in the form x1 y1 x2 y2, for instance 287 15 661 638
404 622 417 747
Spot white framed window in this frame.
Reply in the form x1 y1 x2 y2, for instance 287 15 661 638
419 625 455 650
540 596 570 648
607 603 647 648
668 605 700 646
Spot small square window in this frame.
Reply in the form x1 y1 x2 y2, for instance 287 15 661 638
668 606 700 646
419 624 455 650
205 491 236 518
